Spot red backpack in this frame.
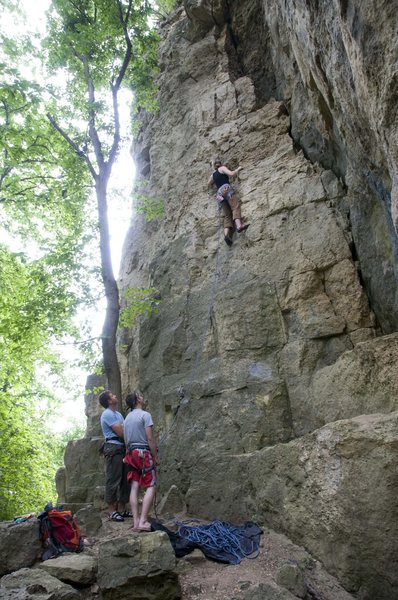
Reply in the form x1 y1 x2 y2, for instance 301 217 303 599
38 504 83 558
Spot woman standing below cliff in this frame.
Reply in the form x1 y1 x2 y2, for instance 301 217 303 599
208 158 249 246
123 391 160 532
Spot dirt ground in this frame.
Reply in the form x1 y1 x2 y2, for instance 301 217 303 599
177 531 286 600
95 512 354 600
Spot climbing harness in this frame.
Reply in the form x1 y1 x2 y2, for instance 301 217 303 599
125 446 155 476
216 183 235 204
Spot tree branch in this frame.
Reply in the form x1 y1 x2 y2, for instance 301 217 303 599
0 166 13 189
25 137 60 157
1 99 10 125
46 113 97 180
9 175 61 184
18 158 59 166
80 54 106 173
107 0 133 167
54 335 102 346
114 0 133 90
0 183 53 201
0 188 37 202
69 0 94 25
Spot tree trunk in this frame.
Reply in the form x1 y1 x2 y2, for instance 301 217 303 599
96 175 122 404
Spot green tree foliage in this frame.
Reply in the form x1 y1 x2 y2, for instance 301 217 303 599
0 246 84 520
52 419 86 466
134 193 165 220
0 4 98 520
0 0 164 519
119 286 160 328
133 179 165 221
155 0 179 15
0 54 97 308
0 390 60 521
43 0 161 400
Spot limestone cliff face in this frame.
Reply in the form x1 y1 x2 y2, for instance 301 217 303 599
115 2 398 598
228 0 398 333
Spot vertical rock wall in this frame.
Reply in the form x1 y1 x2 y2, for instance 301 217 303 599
114 2 398 598
230 0 398 333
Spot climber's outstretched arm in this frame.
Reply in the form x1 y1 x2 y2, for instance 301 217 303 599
219 165 242 178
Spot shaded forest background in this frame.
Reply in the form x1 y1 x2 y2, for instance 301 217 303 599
0 0 176 520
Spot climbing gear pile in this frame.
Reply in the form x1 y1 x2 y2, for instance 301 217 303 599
176 520 262 564
151 520 262 564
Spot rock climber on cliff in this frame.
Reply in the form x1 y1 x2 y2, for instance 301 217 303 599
208 158 249 246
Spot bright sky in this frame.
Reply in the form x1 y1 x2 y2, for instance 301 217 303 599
3 0 136 431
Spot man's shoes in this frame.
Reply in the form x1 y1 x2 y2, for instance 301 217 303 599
224 235 233 246
109 511 124 522
237 224 250 233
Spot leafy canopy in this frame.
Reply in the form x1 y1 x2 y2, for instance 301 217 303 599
0 0 172 519
0 2 98 519
44 0 160 157
0 245 85 520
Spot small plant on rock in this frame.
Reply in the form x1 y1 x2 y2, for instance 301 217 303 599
133 179 165 221
119 287 160 328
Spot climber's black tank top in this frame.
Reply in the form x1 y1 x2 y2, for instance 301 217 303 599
213 170 229 188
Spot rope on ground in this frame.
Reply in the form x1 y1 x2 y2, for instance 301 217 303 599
176 520 261 564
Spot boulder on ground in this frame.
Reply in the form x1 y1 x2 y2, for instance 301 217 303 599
157 484 187 517
97 531 180 600
276 562 306 598
74 505 102 536
0 520 42 577
0 568 79 600
38 552 97 585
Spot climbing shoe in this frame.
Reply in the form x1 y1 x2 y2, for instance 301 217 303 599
237 224 250 233
224 235 233 246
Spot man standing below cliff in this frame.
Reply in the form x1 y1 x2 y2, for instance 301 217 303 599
208 158 249 246
123 391 160 532
99 390 131 522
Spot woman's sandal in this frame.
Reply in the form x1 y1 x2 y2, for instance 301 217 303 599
109 511 124 522
237 224 250 233
121 511 133 518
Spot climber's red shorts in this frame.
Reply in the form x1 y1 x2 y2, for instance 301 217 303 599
125 449 156 488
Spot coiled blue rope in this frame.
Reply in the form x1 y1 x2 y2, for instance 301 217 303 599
176 520 260 565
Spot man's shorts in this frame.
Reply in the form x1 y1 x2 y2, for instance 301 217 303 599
125 449 156 488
